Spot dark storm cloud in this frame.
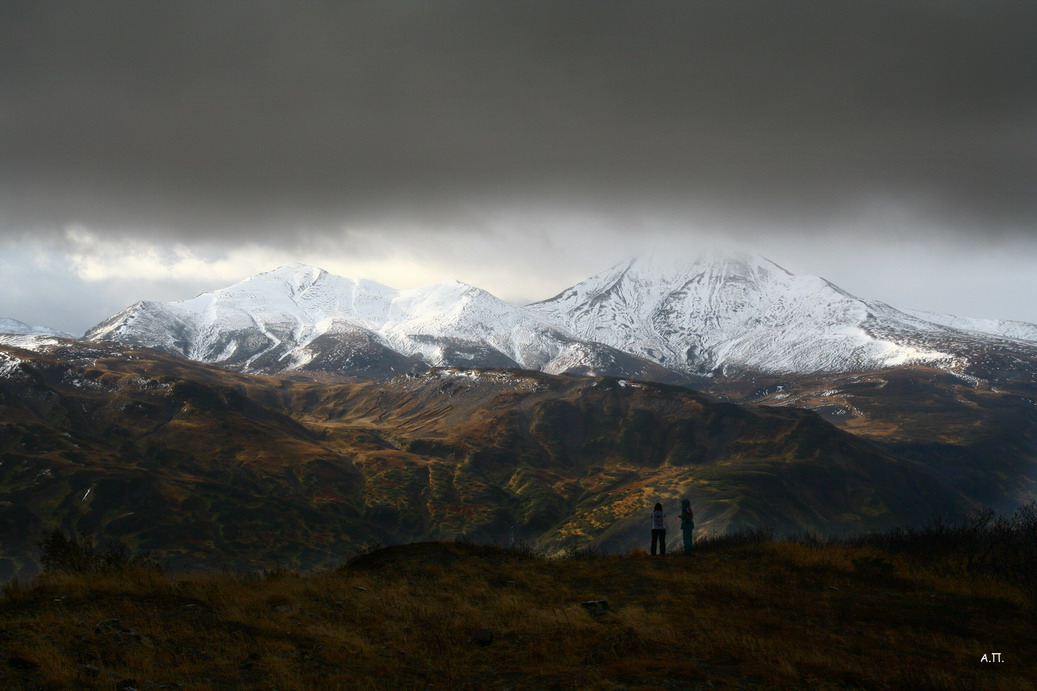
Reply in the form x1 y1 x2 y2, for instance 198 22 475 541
2 0 1035 241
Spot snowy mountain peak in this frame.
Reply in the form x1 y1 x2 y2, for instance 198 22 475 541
404 278 484 297
219 263 335 299
528 249 970 375
625 249 791 280
534 250 794 313
248 263 327 289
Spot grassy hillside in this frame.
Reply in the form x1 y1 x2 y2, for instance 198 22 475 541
2 530 1034 690
0 342 974 578
718 367 1037 512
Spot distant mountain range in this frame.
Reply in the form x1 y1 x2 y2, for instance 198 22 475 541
82 263 675 382
2 251 1036 576
73 251 1037 383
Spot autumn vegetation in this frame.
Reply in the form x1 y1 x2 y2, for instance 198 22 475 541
2 507 1035 690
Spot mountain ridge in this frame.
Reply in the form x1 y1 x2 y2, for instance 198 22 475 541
81 252 1037 383
84 262 692 383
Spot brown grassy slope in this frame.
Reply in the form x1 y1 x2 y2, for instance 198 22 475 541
715 367 1037 511
0 342 982 579
272 368 974 544
2 540 1034 690
0 343 371 578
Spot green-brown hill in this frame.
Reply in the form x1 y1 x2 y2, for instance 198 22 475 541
1 341 972 578
716 367 1037 512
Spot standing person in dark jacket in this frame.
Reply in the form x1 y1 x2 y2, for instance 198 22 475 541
680 499 695 553
651 502 666 555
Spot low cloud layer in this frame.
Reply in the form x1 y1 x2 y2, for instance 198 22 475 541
3 1 1035 239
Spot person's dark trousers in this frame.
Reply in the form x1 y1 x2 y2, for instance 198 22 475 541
651 529 666 555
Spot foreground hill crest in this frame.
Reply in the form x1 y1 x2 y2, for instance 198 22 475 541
82 251 1037 382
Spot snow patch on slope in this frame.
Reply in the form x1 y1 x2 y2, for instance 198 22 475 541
902 309 1037 344
0 334 64 351
0 351 24 379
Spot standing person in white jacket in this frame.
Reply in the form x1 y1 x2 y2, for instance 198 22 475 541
651 502 666 555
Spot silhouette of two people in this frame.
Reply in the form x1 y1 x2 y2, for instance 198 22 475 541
651 499 695 555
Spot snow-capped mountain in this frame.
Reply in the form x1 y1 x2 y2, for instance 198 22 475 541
0 317 74 338
527 251 1037 377
84 253 1037 381
87 265 410 374
85 263 669 379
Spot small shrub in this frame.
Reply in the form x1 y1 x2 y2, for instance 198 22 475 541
508 541 547 560
37 530 157 574
851 555 895 579
262 566 300 581
561 544 606 560
787 532 830 548
694 528 774 551
350 540 385 558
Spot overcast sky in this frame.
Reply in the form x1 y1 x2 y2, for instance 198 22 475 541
2 1 1035 335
